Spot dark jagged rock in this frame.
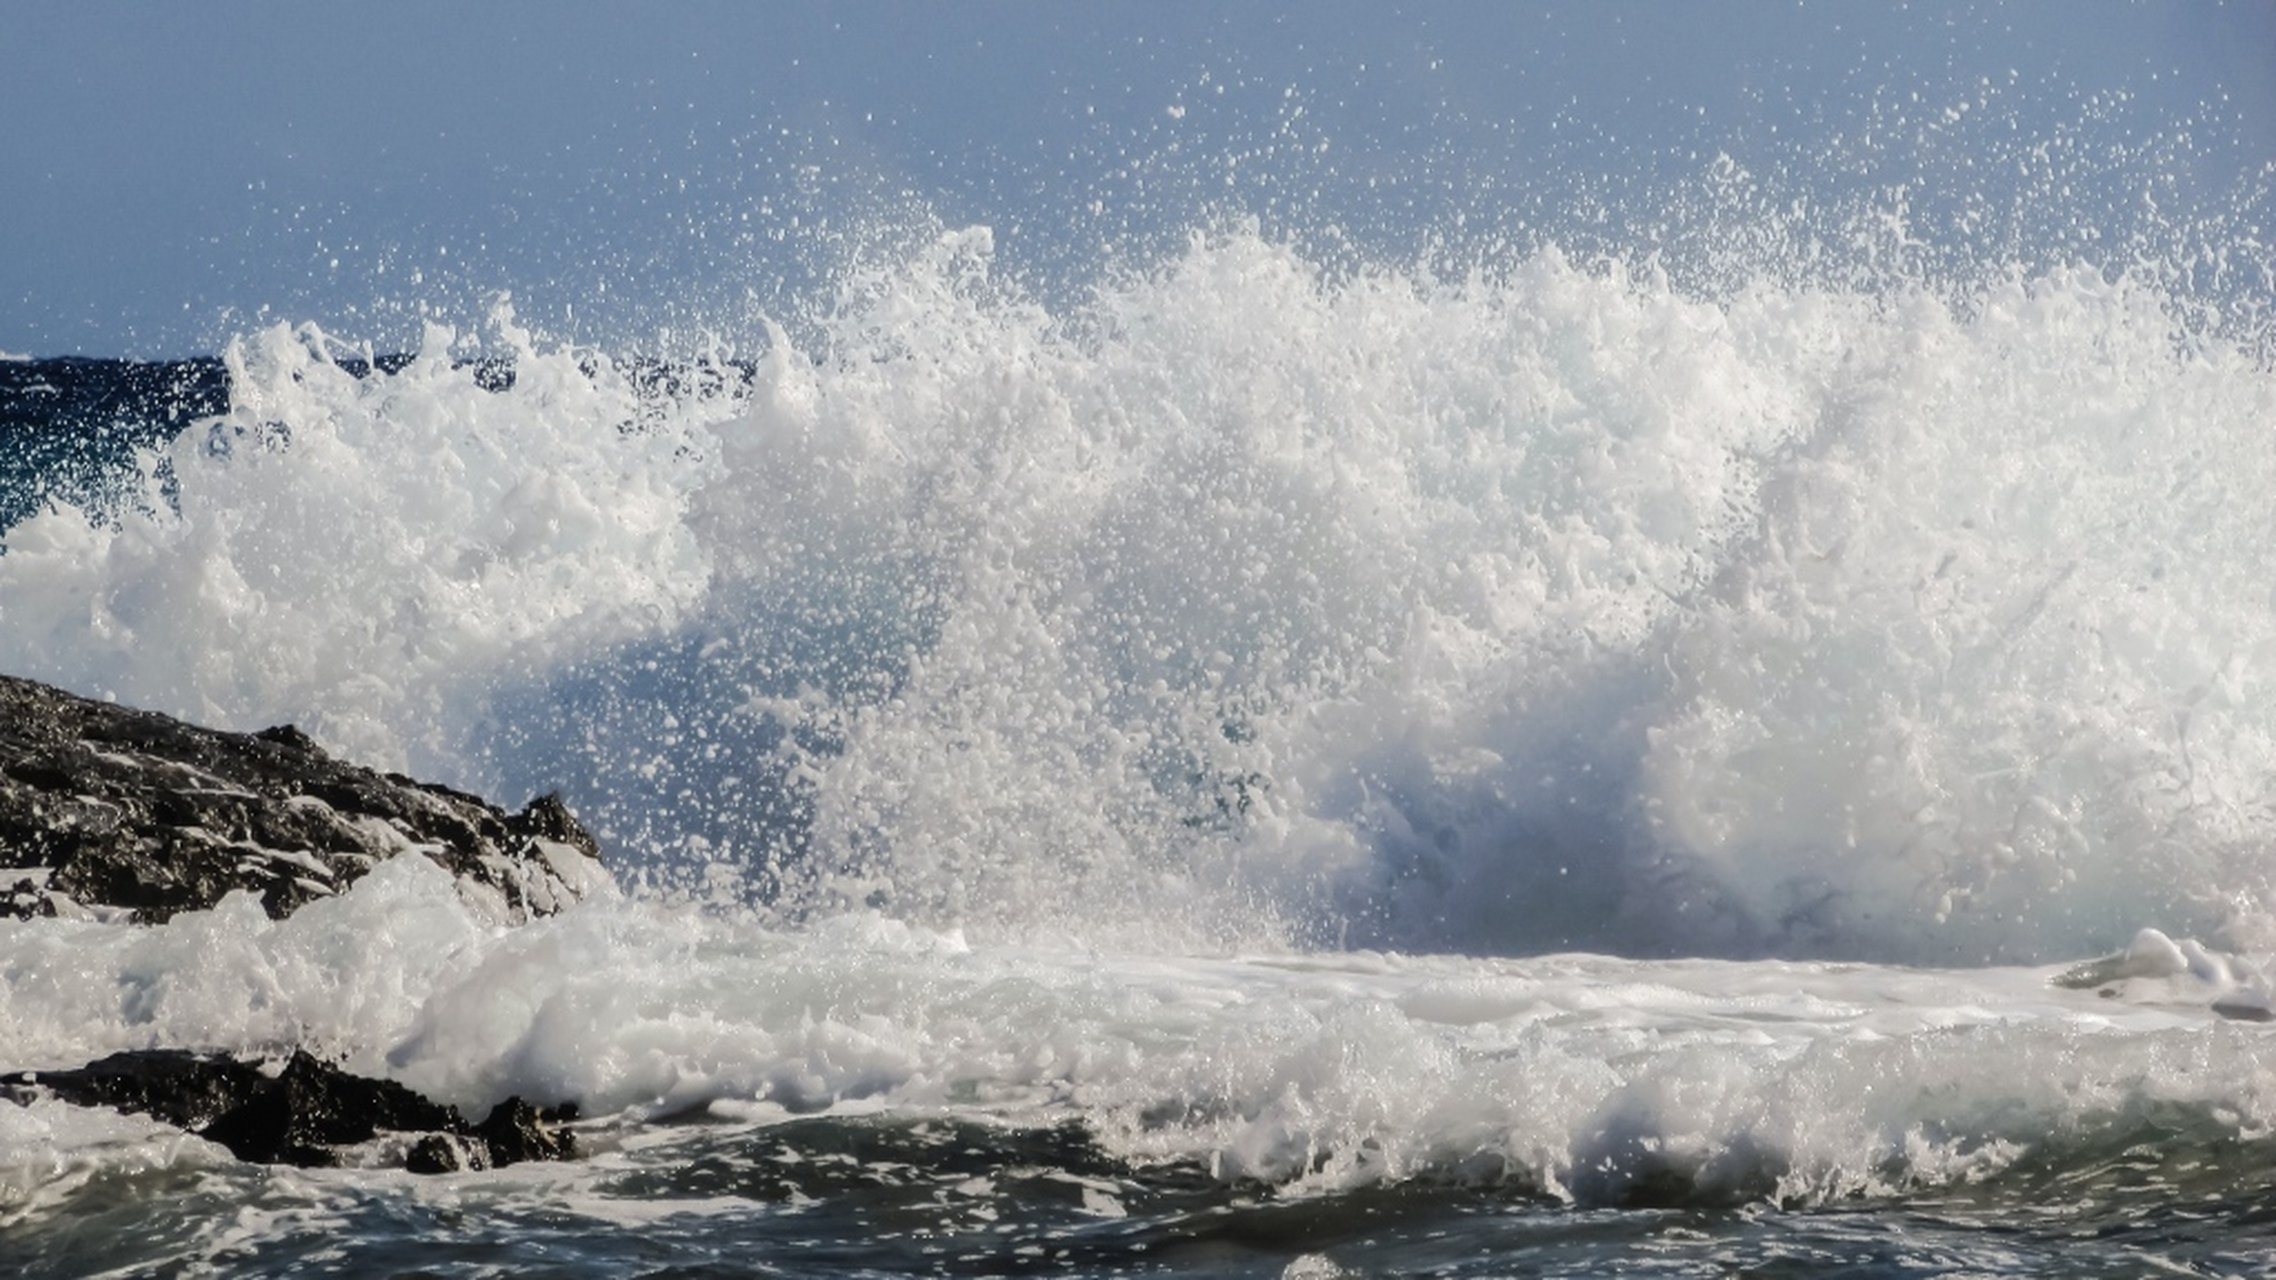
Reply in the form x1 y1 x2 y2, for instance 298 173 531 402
197 1050 462 1167
473 1094 582 1165
0 672 609 924
8 1049 579 1172
0 676 602 1171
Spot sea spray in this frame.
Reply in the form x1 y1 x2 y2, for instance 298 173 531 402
1641 264 2276 962
4 224 2274 964
0 310 722 773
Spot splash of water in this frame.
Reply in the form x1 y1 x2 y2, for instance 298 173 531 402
4 213 2273 963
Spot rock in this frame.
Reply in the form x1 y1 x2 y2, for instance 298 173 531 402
196 1050 462 1167
7 1049 579 1171
0 675 603 1172
405 1131 487 1175
474 1095 582 1164
0 672 609 924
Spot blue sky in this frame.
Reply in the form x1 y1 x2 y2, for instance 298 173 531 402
3 1 2270 357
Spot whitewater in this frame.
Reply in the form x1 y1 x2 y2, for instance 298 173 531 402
6 203 2276 1273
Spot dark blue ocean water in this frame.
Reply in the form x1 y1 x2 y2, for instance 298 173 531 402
15 1103 2276 1277
0 357 222 533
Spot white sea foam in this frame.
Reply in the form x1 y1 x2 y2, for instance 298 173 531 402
0 1094 224 1228
2 867 2271 1207
2 223 2274 964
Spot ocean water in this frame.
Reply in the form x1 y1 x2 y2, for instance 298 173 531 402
6 172 2276 1274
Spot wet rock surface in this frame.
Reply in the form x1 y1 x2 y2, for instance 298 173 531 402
0 672 609 923
8 1050 578 1171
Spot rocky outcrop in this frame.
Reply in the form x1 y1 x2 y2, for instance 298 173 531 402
7 1049 576 1172
0 673 602 1172
0 672 609 923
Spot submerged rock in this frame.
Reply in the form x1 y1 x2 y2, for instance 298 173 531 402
2050 926 2276 1022
0 672 609 923
8 1049 578 1171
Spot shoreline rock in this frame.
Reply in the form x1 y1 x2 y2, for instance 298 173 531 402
0 672 609 924
7 1049 577 1172
0 673 601 1171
